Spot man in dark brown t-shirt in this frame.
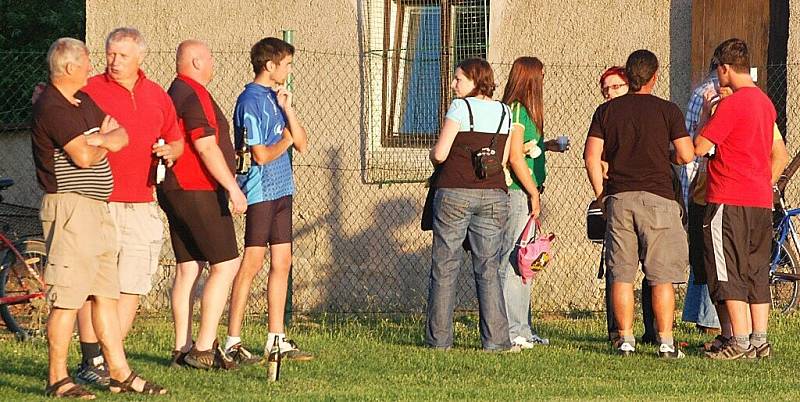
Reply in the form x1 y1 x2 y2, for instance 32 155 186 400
33 37 165 397
584 49 695 359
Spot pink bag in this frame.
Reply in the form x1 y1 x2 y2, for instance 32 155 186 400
516 216 555 284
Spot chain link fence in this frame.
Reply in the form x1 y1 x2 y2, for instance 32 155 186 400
1 49 799 316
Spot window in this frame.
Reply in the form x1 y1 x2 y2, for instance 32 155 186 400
362 0 489 182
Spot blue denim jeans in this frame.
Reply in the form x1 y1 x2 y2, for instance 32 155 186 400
498 189 535 341
425 188 512 351
681 270 720 328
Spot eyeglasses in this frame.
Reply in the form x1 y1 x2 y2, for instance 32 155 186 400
602 83 628 93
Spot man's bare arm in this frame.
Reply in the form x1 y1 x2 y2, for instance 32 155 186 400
771 135 790 185
584 136 605 199
672 136 695 164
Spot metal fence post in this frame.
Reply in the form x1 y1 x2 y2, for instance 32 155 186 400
282 28 294 327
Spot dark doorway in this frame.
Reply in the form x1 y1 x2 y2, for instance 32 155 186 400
690 0 789 135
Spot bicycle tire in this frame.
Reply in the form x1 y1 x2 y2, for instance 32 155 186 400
770 242 799 314
0 237 48 338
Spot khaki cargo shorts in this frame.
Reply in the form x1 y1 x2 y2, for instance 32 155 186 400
604 191 688 285
40 193 119 309
109 202 164 295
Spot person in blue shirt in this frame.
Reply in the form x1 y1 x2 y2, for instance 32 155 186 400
224 37 311 363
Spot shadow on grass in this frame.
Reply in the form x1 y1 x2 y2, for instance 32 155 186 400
0 377 42 396
126 350 172 367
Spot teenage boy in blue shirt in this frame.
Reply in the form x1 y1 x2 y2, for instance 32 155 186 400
224 37 310 363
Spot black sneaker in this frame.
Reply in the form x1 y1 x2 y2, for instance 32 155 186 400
657 343 686 359
169 350 189 368
640 334 659 346
225 343 262 366
75 356 110 386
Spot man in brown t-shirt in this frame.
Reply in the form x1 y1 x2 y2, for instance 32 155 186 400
32 37 165 397
584 49 695 358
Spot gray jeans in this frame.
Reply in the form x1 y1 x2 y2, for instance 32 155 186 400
498 189 536 341
425 188 512 351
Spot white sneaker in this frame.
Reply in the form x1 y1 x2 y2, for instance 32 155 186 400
617 341 636 356
264 338 314 361
530 334 550 346
512 336 535 349
512 335 550 349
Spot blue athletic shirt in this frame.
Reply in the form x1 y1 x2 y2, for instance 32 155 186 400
233 83 294 204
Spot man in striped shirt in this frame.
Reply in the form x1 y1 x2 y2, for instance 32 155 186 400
32 37 165 397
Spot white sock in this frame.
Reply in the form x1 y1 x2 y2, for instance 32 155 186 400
265 332 286 352
225 336 241 351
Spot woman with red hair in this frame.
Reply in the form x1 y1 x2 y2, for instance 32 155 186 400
599 66 629 101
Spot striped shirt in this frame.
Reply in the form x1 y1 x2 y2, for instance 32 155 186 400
52 149 113 200
32 84 114 201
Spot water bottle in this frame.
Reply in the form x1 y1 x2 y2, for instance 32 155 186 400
267 335 281 382
155 138 166 184
235 127 251 175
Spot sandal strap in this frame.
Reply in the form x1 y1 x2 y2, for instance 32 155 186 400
45 377 95 398
60 383 95 398
109 370 166 395
140 380 166 395
109 370 138 391
45 377 74 395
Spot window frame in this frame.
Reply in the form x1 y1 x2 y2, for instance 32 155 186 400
379 0 488 149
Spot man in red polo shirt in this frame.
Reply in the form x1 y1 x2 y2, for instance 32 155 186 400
74 27 184 384
695 38 789 360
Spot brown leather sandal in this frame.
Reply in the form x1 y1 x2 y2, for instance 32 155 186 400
45 377 96 399
109 371 167 395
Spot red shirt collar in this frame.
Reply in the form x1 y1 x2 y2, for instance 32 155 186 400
100 69 147 88
177 73 201 86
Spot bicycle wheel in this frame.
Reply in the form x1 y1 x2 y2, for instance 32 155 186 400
770 242 799 314
0 237 48 339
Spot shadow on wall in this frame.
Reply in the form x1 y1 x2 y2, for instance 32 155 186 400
290 147 483 313
0 130 42 208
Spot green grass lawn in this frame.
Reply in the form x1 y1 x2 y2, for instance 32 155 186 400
1 312 799 401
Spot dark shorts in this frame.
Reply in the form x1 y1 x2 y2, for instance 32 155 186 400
244 196 292 247
688 202 707 284
157 189 239 265
703 203 772 304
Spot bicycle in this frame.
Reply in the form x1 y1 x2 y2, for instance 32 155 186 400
770 187 800 314
0 177 49 340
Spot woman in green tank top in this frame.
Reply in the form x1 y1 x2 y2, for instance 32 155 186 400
498 57 567 348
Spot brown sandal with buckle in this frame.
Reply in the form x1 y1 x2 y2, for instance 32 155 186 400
45 377 96 399
109 371 167 395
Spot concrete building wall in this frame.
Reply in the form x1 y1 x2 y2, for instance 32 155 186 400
79 0 797 313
